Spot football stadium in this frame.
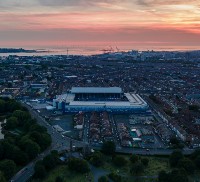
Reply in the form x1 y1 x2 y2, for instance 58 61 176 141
53 87 149 113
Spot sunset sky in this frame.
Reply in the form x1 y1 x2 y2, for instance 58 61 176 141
0 0 200 49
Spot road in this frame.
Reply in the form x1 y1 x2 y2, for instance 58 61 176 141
109 114 121 148
11 103 87 182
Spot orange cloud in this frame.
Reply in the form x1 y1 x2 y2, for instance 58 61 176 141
0 0 200 48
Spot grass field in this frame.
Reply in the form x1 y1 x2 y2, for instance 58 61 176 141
143 156 169 176
43 165 93 182
101 155 170 177
38 155 199 182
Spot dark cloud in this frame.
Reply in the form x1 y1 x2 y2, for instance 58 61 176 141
0 0 123 10
137 0 198 6
37 0 81 6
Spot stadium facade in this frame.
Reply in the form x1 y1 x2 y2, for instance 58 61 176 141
53 87 149 113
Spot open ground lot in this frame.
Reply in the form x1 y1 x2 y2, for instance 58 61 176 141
49 114 82 140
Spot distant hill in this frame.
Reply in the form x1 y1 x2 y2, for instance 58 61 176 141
0 48 37 53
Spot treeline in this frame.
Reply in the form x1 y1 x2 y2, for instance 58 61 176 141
33 151 90 181
34 151 60 179
159 149 200 182
0 98 52 180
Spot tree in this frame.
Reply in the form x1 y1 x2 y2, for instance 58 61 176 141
0 142 4 160
13 150 29 166
29 131 52 151
178 158 195 174
130 154 139 164
158 170 169 182
23 139 40 160
98 176 109 182
169 136 184 149
43 153 58 170
0 160 16 179
5 143 28 165
36 133 51 150
141 158 149 167
19 136 41 159
68 158 90 174
130 162 144 175
5 117 18 129
191 149 200 160
169 169 188 182
12 110 30 126
19 136 30 149
0 171 6 182
169 150 183 167
102 141 116 155
30 124 47 133
34 161 47 179
108 172 122 182
113 156 127 167
55 176 64 182
90 151 104 167
1 141 28 165
194 155 200 169
23 119 36 132
170 136 180 145
0 99 6 113
5 100 21 112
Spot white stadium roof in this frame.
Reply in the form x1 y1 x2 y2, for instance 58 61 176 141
69 101 147 107
71 87 122 94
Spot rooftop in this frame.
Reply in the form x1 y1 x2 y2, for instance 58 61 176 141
69 100 147 107
71 87 122 94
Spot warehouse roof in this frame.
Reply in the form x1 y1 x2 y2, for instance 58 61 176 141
71 87 122 94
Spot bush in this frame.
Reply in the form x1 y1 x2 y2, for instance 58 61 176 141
5 117 18 129
158 169 188 182
169 150 183 167
195 155 200 169
108 172 122 182
102 141 116 155
98 175 109 182
141 158 149 167
191 149 200 160
55 176 64 182
34 161 47 179
113 156 127 167
0 171 6 182
177 158 195 174
90 151 104 167
43 152 59 170
68 158 90 174
169 168 188 182
0 159 16 180
130 162 144 175
158 170 170 182
130 154 139 164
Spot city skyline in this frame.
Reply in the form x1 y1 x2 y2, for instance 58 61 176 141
0 0 200 49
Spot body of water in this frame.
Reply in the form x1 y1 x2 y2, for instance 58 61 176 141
0 44 200 57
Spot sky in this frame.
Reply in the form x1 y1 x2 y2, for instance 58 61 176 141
0 0 200 49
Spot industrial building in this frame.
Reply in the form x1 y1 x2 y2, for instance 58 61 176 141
53 87 149 113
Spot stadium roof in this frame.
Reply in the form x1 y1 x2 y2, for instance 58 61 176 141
71 87 122 94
